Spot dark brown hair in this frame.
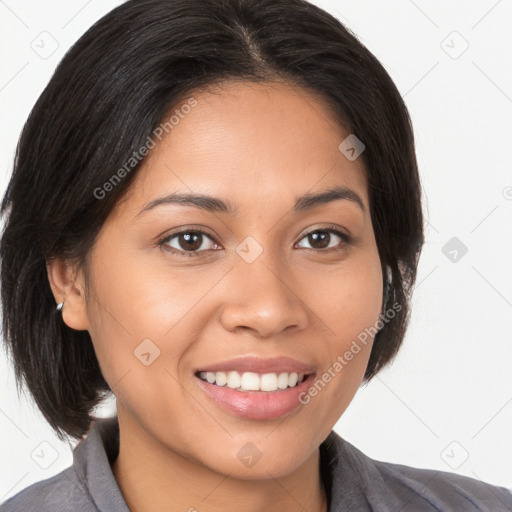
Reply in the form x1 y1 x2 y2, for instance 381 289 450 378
0 0 424 440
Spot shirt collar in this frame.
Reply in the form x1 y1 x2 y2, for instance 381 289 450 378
320 430 403 511
72 416 130 511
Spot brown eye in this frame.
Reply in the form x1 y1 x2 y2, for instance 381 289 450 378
305 231 330 249
175 232 203 251
296 228 349 252
160 230 219 256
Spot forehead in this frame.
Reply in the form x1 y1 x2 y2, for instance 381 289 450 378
120 80 368 216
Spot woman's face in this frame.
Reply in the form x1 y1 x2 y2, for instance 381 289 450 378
73 80 383 478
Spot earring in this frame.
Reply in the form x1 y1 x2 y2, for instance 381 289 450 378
56 302 64 311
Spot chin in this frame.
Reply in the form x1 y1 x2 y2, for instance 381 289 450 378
195 434 317 481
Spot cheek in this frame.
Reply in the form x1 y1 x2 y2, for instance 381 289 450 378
83 246 216 411
86 243 202 345
295 254 382 422
311 255 383 351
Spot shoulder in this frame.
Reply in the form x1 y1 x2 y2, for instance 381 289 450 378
0 417 127 512
373 457 512 512
324 431 512 512
0 466 95 512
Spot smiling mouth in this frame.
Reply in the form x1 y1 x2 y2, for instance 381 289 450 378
195 370 310 392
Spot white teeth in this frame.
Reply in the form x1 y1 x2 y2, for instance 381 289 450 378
277 372 289 389
240 372 260 391
199 371 307 391
215 371 227 386
260 373 278 391
227 371 241 388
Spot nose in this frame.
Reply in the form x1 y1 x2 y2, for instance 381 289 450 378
219 253 309 339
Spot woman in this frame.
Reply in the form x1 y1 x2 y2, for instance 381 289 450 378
0 0 510 510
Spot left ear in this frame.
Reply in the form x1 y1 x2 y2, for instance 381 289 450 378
46 256 90 331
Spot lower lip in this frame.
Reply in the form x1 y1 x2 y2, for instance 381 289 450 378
195 374 315 420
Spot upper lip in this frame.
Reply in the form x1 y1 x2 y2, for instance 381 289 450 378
195 356 315 375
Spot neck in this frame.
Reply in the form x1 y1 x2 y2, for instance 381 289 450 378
111 414 328 512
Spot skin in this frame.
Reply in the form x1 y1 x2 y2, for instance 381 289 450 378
47 80 384 512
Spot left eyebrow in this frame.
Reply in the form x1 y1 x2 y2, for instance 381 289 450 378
294 185 366 213
134 184 365 220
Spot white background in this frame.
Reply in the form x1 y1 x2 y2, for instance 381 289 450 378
1 0 511 503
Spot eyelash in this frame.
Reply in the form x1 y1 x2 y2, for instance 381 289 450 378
157 225 351 258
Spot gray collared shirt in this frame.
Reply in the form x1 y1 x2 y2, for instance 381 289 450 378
1 416 511 511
